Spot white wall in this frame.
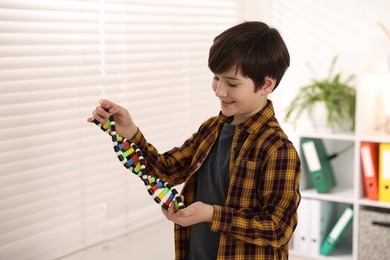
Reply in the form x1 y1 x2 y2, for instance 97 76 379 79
269 0 390 141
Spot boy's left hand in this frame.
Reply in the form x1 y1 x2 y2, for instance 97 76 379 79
162 196 214 227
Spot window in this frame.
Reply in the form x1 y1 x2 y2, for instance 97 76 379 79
0 0 239 259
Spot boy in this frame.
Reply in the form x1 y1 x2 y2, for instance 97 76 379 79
89 21 301 259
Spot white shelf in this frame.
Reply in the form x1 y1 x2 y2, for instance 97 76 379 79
358 133 390 143
290 248 353 260
358 198 390 209
299 132 355 141
301 187 354 204
292 73 390 260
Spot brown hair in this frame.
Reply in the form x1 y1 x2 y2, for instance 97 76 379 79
208 21 290 91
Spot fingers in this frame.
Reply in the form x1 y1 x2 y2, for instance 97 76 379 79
163 207 185 226
89 105 110 125
99 99 130 120
161 196 195 227
161 206 169 218
99 99 115 112
89 99 137 140
161 198 185 222
99 99 124 115
87 99 117 125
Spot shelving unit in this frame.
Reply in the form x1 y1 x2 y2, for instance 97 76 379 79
290 73 390 260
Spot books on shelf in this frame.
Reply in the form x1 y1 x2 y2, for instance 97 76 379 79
360 142 379 200
293 198 310 253
379 143 390 203
293 198 334 255
309 199 335 255
294 76 390 260
320 206 353 256
359 142 390 202
300 138 335 193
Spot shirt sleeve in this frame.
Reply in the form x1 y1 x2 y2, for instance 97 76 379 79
210 141 301 248
130 116 220 186
130 125 200 186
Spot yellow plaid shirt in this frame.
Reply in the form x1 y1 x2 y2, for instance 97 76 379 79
132 100 301 260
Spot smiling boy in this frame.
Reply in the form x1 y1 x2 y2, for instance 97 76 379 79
89 21 301 260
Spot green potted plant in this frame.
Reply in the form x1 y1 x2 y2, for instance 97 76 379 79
284 56 356 132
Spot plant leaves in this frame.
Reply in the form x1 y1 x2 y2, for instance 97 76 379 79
285 55 356 131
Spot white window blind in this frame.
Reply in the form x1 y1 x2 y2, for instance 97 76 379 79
0 0 238 259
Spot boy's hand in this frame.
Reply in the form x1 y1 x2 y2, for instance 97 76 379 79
87 99 138 140
162 196 214 227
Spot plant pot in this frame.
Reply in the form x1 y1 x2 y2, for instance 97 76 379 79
308 102 353 133
308 102 329 131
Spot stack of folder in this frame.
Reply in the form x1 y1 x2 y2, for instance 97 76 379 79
360 142 390 202
300 138 336 193
293 201 353 256
320 206 354 256
293 198 334 255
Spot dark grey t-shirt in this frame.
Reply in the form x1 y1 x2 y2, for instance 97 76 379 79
188 123 235 260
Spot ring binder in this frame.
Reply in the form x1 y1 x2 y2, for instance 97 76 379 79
320 207 353 256
300 138 336 193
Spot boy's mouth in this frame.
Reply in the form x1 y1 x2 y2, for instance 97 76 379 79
221 100 235 106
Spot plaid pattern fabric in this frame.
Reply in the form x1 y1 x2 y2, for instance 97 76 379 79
132 100 301 260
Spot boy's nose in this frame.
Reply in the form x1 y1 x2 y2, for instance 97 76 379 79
214 82 228 98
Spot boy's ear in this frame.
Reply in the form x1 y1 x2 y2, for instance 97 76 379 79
262 76 276 94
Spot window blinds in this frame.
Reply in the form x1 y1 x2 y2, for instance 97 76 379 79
0 0 238 259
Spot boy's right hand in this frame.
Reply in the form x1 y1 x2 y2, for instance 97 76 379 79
87 99 138 140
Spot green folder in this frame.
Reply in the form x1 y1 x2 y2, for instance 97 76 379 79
300 138 336 193
320 207 353 256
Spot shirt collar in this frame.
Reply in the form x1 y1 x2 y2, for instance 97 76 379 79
217 99 275 134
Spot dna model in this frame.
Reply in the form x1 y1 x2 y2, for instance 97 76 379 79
93 114 185 211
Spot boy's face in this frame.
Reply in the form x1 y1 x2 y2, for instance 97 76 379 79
212 68 272 125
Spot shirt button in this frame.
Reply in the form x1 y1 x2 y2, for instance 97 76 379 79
175 224 181 230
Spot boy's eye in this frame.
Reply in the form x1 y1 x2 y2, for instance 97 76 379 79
213 75 238 87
